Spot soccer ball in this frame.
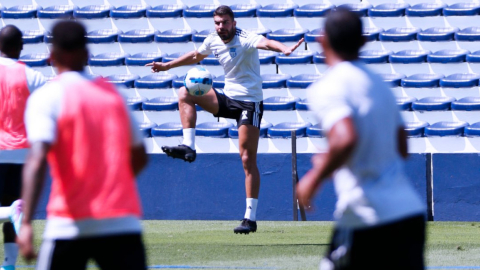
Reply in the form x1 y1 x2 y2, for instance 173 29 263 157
184 67 213 96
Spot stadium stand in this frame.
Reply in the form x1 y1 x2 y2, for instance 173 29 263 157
151 122 183 137
465 122 480 136
110 5 147 19
19 53 49 67
142 96 179 111
263 96 300 111
440 74 480 88
397 96 417 111
139 122 157 137
106 74 139 88
412 97 456 111
404 121 429 137
402 74 444 88
2 5 38 19
424 121 468 137
451 97 480 111
268 122 312 138
196 122 234 138
73 5 111 19
127 96 147 111
134 74 177 89
382 73 406 87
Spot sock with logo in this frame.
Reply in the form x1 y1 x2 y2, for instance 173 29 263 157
244 198 258 221
182 128 196 150
2 243 18 269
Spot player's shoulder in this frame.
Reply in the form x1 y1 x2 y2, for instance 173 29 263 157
235 28 256 39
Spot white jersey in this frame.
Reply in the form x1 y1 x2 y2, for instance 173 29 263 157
307 61 425 229
197 28 264 102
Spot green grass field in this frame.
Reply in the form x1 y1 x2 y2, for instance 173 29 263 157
8 221 480 269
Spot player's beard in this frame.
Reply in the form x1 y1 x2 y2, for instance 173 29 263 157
218 27 234 41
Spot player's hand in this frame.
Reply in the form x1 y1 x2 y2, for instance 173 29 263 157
283 38 305 56
296 170 318 210
145 61 169 73
17 223 37 261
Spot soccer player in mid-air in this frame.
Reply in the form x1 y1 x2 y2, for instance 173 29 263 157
296 8 426 270
146 5 304 234
0 25 46 270
17 21 148 269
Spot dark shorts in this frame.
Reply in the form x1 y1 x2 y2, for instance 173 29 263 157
36 233 146 270
213 89 263 129
324 214 425 270
0 164 22 205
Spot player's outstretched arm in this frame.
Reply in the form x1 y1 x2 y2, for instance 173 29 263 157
145 50 208 73
256 38 304 56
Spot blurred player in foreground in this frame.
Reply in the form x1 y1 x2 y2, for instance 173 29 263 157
147 5 304 234
0 25 46 270
17 21 148 270
296 8 426 270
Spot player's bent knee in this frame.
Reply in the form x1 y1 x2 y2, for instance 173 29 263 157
178 87 191 101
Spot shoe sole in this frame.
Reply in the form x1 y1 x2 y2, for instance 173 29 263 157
234 229 257 235
161 146 196 163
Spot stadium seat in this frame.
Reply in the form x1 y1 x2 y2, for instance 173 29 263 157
305 28 322 43
43 32 53 43
106 74 140 88
192 29 215 42
263 96 300 111
451 97 480 111
151 122 183 137
246 28 272 36
406 3 445 17
268 122 312 138
455 27 480 41
89 53 128 66
126 52 164 66
86 29 121 43
37 5 75 19
118 29 156 43
440 74 480 88
139 122 157 137
418 27 458 42
389 50 429 64
379 27 420 42
142 96 179 110
196 122 234 138
110 5 147 19
155 29 196 43
306 124 323 138
173 75 186 88
146 5 185 18
443 3 480 16
294 4 334 17
467 51 480 63
363 27 383 41
266 29 308 42
261 74 292 89
404 121 429 137
402 74 444 88
22 30 44 44
213 75 224 89
127 96 147 110
275 51 313 65
464 122 480 136
183 4 217 18
397 96 417 111
163 52 189 63
230 4 259 18
74 5 111 19
412 96 455 111
338 3 373 17
295 98 309 111
381 73 406 87
135 74 178 89
200 54 220 66
256 4 298 17
359 50 392 64
258 51 278 64
424 121 468 137
313 52 326 64
19 53 49 67
427 50 469 63
368 3 409 17
229 122 272 138
2 5 38 19
287 74 321 89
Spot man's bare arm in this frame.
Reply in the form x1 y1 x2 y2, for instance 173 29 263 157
145 51 208 72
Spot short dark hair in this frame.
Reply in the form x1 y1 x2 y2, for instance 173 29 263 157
214 5 234 20
51 21 87 52
0 25 23 53
324 8 363 56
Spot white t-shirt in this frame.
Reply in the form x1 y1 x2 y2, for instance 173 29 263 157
197 28 264 102
307 61 425 229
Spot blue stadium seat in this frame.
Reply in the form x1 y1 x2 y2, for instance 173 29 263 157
262 74 292 89
89 53 127 66
151 122 183 137
418 27 458 42
455 27 480 41
256 4 298 17
86 29 121 43
19 53 49 67
313 52 326 64
359 50 392 64
200 54 220 66
173 75 186 89
155 29 195 43
22 30 44 44
381 73 406 87
246 28 272 37
147 5 184 18
338 3 373 17
304 28 322 43
412 96 455 111
287 74 322 89
268 122 312 138
118 29 156 43
183 4 217 18
106 74 139 88
258 51 278 64
135 74 178 89
74 5 111 19
379 27 419 42
295 98 309 111
230 4 259 18
275 51 313 65
427 50 469 63
397 96 417 111
139 122 157 137
306 124 323 138
440 73 480 88
192 29 215 43
425 121 468 137
464 122 480 136
110 5 147 19
163 52 189 63
229 122 272 138
2 5 38 19
142 96 178 110
404 121 429 137
213 75 224 89
266 29 308 42
37 5 75 19
294 4 334 17
263 96 300 111
406 3 445 17
368 3 410 17
126 52 164 66
127 96 147 110
467 51 480 63
451 97 480 111
389 50 429 64
196 122 234 138
363 27 383 41
443 3 480 16
402 74 444 88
